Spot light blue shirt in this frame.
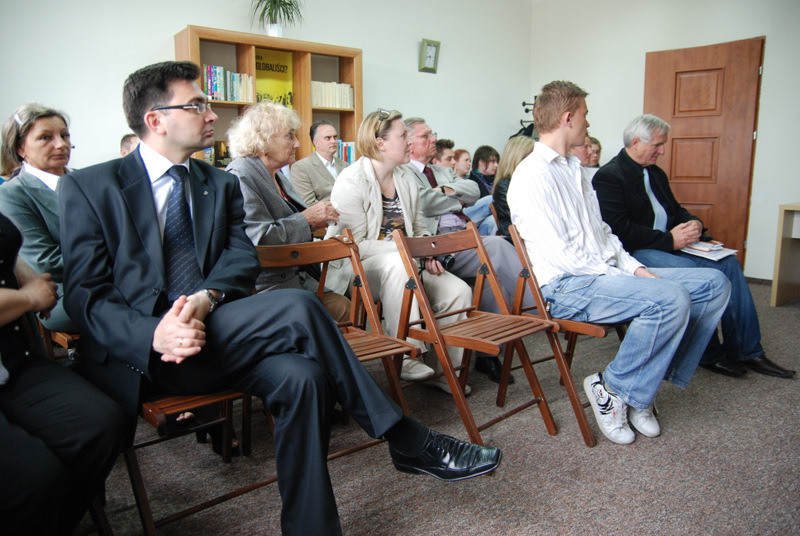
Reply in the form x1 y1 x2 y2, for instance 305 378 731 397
643 167 668 232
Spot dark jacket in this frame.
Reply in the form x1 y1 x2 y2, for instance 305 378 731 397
467 170 493 198
491 177 512 239
59 149 259 424
592 148 700 253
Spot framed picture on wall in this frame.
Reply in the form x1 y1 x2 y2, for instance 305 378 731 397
418 38 440 74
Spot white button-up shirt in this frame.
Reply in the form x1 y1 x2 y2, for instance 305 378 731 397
508 142 642 286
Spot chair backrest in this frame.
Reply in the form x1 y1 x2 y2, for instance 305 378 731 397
390 222 512 317
507 224 552 319
255 229 382 333
508 224 609 338
489 201 501 234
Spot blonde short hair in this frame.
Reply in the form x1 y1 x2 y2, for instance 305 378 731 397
533 81 588 135
495 136 535 188
227 101 301 158
357 109 403 160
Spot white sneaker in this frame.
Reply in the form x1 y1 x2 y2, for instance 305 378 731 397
428 377 472 396
400 358 435 381
583 373 634 445
629 402 660 438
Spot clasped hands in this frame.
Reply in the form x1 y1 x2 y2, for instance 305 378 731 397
21 271 58 319
153 292 210 364
671 220 703 250
302 201 340 231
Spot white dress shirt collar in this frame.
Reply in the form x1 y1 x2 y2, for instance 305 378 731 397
409 159 425 173
22 162 60 191
137 141 192 237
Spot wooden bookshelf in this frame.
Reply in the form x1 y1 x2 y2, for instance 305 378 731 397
175 25 363 159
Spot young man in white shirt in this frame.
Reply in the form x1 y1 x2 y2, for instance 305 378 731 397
508 81 730 445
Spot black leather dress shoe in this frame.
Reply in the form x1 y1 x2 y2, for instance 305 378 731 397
699 359 747 378
475 355 515 384
389 431 502 481
741 355 796 378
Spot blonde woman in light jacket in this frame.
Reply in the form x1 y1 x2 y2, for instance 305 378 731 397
326 110 473 394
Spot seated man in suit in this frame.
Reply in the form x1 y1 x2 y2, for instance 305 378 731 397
290 120 348 206
58 61 501 536
401 118 526 383
509 81 730 445
592 113 794 379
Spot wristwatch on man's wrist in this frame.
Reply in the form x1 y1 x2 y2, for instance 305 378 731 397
202 289 221 313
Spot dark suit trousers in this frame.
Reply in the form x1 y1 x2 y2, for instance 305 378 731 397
150 289 404 536
0 354 126 536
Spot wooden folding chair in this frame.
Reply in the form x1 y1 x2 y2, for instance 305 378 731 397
34 320 262 534
508 224 627 447
36 320 79 360
391 222 558 445
255 229 419 417
124 391 258 535
489 201 501 235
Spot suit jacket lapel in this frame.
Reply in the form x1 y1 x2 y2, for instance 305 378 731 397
119 152 166 281
18 171 59 222
189 161 214 272
277 171 307 209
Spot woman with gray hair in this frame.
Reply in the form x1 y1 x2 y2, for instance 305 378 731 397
225 101 349 321
0 103 77 332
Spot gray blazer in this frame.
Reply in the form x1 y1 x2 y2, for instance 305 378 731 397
400 163 480 235
0 168 75 331
226 156 318 293
291 152 348 206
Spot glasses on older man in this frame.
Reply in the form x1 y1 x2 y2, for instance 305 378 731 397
151 102 213 114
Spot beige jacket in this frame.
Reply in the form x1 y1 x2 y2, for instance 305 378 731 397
324 156 430 294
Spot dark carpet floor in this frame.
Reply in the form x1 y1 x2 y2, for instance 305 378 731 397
79 282 800 535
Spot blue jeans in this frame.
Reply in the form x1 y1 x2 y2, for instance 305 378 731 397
542 268 730 409
632 249 763 364
463 196 498 236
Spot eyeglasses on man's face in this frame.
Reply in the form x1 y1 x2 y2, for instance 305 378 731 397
151 102 213 114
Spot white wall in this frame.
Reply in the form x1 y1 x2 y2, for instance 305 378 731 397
0 0 532 168
1 0 796 279
528 0 800 279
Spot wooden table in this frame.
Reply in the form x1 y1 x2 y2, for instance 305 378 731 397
771 202 800 306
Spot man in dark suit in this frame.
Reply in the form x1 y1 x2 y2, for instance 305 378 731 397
58 61 501 536
290 120 348 205
593 113 794 379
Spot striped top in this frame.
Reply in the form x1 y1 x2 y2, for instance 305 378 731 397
507 142 642 286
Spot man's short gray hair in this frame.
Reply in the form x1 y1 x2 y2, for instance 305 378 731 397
623 114 671 147
404 117 426 130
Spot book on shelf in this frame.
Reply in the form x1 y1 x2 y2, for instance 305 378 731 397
311 81 354 109
681 241 737 261
255 49 293 107
203 64 253 103
337 140 355 164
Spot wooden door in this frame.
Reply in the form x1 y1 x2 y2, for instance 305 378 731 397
644 37 764 264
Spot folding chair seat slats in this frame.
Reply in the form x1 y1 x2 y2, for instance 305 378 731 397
391 223 558 445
